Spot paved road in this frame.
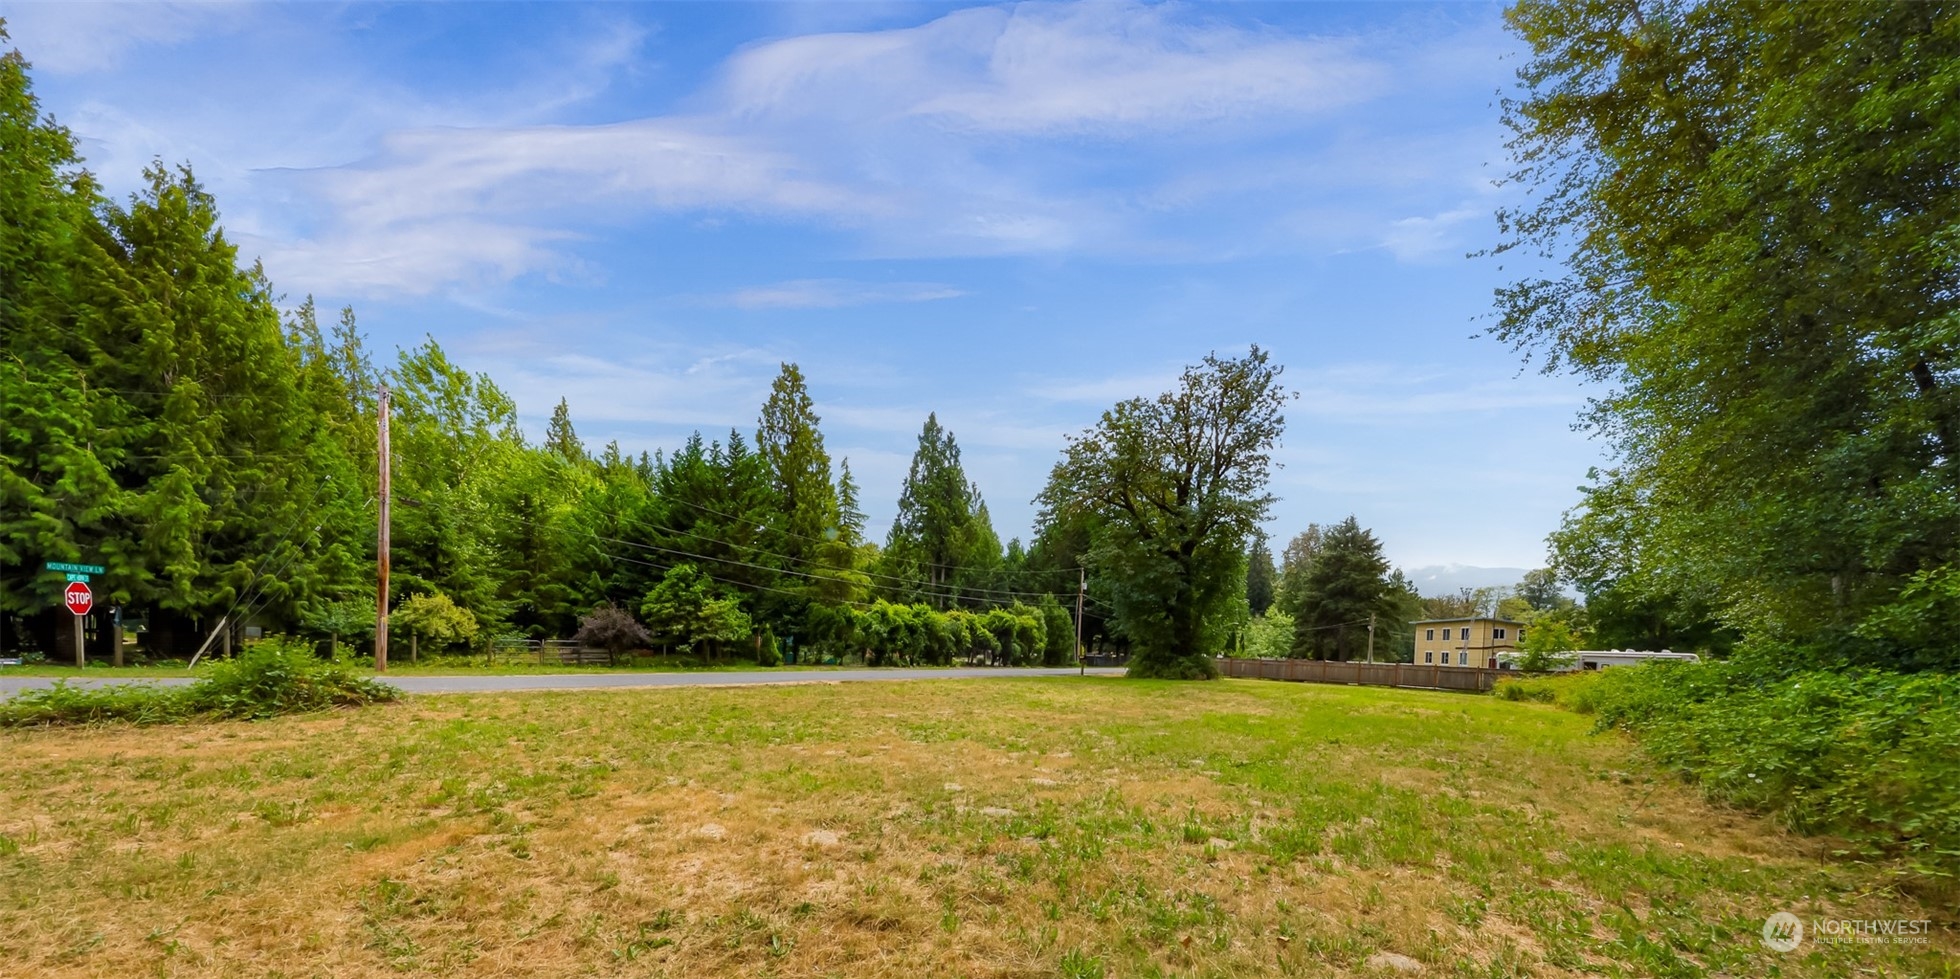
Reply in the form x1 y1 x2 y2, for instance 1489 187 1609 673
0 666 1123 696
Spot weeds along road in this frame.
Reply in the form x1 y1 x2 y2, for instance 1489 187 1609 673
0 666 1125 696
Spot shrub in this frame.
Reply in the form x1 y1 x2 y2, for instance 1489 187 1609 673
0 681 191 726
1 637 398 727
574 604 651 659
182 638 398 719
1562 660 1960 887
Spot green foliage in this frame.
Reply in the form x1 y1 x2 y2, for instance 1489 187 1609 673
1559 662 1960 882
1244 539 1276 616
756 363 842 552
639 565 752 657
1514 617 1580 673
391 593 480 650
883 413 999 607
1288 516 1398 662
185 637 399 719
1039 348 1289 679
302 599 375 657
1242 609 1295 660
1496 0 1960 667
0 637 397 726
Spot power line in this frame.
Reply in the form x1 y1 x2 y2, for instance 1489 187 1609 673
388 454 1074 611
659 493 1077 586
626 510 1071 602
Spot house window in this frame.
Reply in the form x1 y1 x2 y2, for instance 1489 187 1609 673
1424 650 1433 664
1493 627 1506 640
1459 650 1468 666
1425 629 1434 641
1457 628 1469 640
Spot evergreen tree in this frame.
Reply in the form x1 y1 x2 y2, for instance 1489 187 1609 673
885 413 998 607
1290 516 1393 662
836 458 865 545
544 397 586 464
1274 525 1321 616
756 363 840 551
1246 539 1277 615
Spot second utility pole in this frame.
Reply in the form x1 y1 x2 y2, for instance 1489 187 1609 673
1075 567 1086 676
375 383 391 673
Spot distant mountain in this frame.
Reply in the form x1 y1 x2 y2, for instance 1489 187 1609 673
1401 564 1530 596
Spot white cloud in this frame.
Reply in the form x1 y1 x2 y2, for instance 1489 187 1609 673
713 3 1386 136
256 119 886 296
2 2 247 74
230 1 1484 295
1378 207 1482 262
714 279 966 310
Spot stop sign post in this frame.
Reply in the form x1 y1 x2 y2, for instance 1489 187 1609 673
63 581 92 666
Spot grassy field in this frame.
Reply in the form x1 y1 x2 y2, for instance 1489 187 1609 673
0 678 1950 978
0 656 815 679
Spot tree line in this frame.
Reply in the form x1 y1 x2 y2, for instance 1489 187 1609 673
1 34 1286 672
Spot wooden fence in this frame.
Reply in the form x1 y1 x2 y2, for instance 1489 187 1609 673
1214 657 1505 693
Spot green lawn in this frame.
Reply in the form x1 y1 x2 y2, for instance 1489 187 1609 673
0 677 1949 978
0 656 840 679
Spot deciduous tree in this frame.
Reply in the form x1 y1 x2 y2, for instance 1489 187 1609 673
1039 347 1290 679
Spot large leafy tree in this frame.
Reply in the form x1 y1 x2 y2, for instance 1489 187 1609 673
1496 0 1960 668
1038 347 1290 679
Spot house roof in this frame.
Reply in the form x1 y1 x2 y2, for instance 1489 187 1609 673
1408 616 1525 625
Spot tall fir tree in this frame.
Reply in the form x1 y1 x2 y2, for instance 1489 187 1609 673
1246 538 1277 615
1289 516 1393 662
756 362 840 553
544 397 586 465
884 413 999 608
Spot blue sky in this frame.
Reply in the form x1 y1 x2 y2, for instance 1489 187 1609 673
7 1 1605 575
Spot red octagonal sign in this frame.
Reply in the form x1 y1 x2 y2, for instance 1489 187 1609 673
63 581 93 615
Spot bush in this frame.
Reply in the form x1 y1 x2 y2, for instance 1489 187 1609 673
1555 660 1960 886
182 638 399 719
0 681 191 725
1 637 398 727
1494 671 1605 707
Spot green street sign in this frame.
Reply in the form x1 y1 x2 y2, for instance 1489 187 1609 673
65 573 91 583
45 562 105 575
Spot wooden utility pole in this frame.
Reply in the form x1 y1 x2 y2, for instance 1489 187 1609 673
376 384 391 673
1075 567 1086 676
1366 612 1376 664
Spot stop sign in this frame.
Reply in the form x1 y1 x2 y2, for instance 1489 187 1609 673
63 581 93 615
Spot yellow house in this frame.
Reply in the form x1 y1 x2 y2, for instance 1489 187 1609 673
1411 617 1522 668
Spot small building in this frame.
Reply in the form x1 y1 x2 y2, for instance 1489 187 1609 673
1411 616 1522 668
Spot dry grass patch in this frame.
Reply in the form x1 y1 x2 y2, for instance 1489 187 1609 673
0 677 1951 978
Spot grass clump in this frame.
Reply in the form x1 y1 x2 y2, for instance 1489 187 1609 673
0 638 397 727
1527 660 1960 885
